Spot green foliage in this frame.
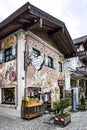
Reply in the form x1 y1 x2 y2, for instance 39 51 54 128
80 95 86 106
53 98 70 114
65 90 71 98
58 112 70 118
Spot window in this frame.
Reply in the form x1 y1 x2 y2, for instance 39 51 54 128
58 62 62 72
2 88 15 105
79 45 84 51
5 45 16 62
45 55 54 69
48 56 54 68
32 48 41 58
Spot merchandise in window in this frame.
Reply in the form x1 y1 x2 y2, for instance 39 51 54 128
2 88 15 105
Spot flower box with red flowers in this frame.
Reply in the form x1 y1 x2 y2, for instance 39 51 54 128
54 112 71 126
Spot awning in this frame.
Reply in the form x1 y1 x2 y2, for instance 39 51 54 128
70 68 87 80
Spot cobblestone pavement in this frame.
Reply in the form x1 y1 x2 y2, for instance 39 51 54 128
0 110 87 130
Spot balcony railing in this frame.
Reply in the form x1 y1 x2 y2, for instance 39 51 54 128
78 51 87 60
76 66 87 73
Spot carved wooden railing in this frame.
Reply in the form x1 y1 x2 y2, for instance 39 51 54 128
78 51 87 60
76 66 87 73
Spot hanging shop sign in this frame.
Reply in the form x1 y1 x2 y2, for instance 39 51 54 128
58 80 65 86
32 55 44 70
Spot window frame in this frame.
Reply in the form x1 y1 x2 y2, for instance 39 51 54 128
47 56 54 69
32 48 41 58
5 45 17 62
2 88 15 105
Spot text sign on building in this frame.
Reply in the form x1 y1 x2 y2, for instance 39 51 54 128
58 80 65 86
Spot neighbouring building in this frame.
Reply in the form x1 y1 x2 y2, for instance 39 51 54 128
0 2 76 117
74 36 87 99
65 35 87 109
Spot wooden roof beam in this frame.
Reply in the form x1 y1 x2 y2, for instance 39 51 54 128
23 18 39 30
48 27 63 35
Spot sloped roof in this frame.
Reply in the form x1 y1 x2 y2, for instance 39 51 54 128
73 35 87 51
73 35 87 45
0 2 76 58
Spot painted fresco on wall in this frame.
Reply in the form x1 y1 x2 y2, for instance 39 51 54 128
31 71 52 89
51 82 60 103
1 34 17 49
0 60 17 88
25 35 63 103
28 71 60 102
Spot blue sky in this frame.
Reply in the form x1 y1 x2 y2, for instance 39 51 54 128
0 0 87 39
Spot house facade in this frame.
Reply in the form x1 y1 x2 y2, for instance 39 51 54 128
0 2 76 117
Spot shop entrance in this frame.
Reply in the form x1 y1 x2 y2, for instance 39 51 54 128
43 92 51 111
59 86 63 99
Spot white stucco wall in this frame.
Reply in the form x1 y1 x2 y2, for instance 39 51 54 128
17 30 25 111
0 89 1 103
65 68 71 90
65 57 84 70
65 56 85 91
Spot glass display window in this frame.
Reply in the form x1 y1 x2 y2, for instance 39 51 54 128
2 88 15 105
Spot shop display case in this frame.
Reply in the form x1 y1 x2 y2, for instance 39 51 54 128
21 87 43 119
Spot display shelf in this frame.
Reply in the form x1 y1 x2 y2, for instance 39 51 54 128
22 100 42 107
21 87 43 119
21 103 43 119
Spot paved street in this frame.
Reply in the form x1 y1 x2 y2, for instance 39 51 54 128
0 110 87 130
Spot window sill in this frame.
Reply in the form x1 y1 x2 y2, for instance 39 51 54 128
0 104 16 109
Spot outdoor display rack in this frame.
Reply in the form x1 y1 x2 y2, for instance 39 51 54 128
21 87 43 119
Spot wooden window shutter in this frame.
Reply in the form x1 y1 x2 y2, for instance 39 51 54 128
53 59 56 69
0 50 5 63
44 54 48 66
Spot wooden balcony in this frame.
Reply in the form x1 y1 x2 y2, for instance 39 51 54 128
76 66 87 73
78 51 87 61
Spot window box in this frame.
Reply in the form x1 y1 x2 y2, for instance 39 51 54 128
54 113 71 126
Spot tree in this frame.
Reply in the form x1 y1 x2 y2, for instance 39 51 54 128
53 98 70 115
80 95 86 106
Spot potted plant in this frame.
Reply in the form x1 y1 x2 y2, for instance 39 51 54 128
78 95 87 110
53 98 71 126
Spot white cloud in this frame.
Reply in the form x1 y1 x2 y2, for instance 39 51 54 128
0 1 10 18
0 0 87 39
63 15 80 39
0 0 65 20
